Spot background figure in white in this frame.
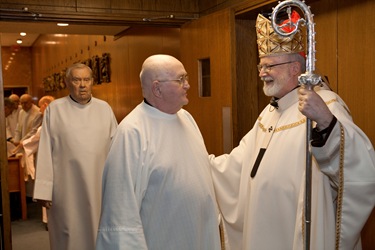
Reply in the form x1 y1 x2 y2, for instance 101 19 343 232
6 94 22 142
13 95 55 230
96 54 224 250
33 63 118 250
14 94 42 145
13 94 42 196
4 97 16 144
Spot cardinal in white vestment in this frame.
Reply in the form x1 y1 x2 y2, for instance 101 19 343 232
210 12 375 250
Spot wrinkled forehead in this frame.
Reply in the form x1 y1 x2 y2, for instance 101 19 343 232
153 61 185 79
71 67 91 77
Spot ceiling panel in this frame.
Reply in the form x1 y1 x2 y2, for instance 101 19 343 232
0 21 129 47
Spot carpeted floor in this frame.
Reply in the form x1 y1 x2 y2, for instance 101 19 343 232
11 197 50 250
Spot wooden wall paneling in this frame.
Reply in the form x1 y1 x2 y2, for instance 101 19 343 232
0 0 78 13
95 0 198 12
181 9 233 155
337 0 375 145
337 1 375 249
199 0 276 16
110 0 142 9
310 0 338 92
105 34 133 121
76 0 111 10
0 0 76 8
234 18 260 145
0 0 198 24
30 47 41 97
1 46 32 91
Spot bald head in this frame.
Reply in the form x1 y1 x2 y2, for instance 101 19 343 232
9 94 20 107
140 55 184 97
38 95 55 106
20 94 34 112
139 54 189 114
38 95 55 115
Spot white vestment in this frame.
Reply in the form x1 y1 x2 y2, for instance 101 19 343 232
20 126 42 180
14 104 42 142
23 126 47 223
211 88 375 250
14 104 42 194
22 126 41 156
96 102 222 250
34 96 118 250
6 106 21 139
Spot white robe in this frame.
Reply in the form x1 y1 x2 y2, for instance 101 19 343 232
33 96 118 250
14 104 42 142
20 126 42 180
6 106 21 138
23 126 48 223
211 88 375 250
96 102 222 250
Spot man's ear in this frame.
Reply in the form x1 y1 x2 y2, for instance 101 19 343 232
291 62 301 75
152 80 162 97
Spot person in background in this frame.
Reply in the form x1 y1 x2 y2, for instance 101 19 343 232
33 63 118 250
4 97 15 142
4 97 17 156
13 93 42 145
210 12 375 249
6 94 22 142
96 54 224 250
13 95 55 230
12 93 43 197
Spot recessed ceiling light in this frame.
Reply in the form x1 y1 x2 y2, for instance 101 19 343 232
57 23 69 27
20 32 26 36
16 39 22 44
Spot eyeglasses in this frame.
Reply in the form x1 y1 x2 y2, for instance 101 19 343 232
71 77 92 85
257 61 295 73
158 75 189 85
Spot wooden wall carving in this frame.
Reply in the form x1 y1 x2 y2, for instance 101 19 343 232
42 53 111 92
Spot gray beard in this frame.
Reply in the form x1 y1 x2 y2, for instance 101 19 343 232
263 82 282 97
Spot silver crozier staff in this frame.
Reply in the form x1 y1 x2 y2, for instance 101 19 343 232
271 1 321 250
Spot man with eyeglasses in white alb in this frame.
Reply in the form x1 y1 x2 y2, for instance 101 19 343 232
97 54 225 250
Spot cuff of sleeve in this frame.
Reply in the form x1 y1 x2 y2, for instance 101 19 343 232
312 116 337 147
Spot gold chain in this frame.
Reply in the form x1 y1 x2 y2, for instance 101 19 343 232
335 124 345 250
